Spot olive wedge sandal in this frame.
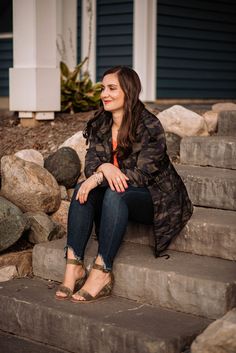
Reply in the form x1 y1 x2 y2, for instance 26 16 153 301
55 259 88 301
71 263 114 304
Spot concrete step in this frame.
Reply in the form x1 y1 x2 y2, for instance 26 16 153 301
180 136 236 169
33 239 236 319
217 111 236 136
0 278 211 353
175 164 236 210
0 330 70 353
124 207 236 261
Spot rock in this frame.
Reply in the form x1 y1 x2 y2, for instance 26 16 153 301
67 188 75 201
0 250 32 277
212 102 236 112
0 196 22 219
44 147 81 188
202 111 218 133
15 149 44 167
0 196 28 252
165 132 181 161
191 308 236 353
59 131 87 181
51 200 70 231
0 265 18 282
25 211 65 244
1 155 61 213
157 105 209 137
60 185 68 200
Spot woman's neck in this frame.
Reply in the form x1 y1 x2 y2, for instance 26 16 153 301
112 111 123 130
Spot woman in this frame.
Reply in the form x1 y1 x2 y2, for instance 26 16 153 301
55 66 193 303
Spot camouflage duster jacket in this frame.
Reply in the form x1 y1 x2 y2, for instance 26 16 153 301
84 108 193 257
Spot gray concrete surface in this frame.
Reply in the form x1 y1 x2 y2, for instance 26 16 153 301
180 136 236 169
0 330 70 353
33 239 236 319
218 111 236 136
124 207 236 261
176 164 236 210
0 278 211 353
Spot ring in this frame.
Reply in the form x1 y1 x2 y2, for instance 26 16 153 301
80 191 85 194
116 177 120 182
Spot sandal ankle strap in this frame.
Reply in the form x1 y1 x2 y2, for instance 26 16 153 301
67 259 83 266
92 263 109 272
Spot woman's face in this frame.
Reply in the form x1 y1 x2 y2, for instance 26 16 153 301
101 73 125 115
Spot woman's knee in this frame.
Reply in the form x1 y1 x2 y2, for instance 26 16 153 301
103 188 122 207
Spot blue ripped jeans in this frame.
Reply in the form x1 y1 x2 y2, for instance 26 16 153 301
66 184 154 271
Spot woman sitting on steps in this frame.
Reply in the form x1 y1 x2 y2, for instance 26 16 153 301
55 65 193 303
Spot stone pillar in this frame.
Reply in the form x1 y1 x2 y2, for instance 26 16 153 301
9 0 60 123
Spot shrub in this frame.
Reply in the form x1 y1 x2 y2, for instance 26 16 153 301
60 57 102 113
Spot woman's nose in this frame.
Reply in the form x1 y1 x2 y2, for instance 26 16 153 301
101 88 109 98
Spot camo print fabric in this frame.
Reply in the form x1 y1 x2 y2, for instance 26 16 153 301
84 108 193 257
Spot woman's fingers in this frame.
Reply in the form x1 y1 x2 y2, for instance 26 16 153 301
76 176 97 203
76 188 86 203
112 174 129 192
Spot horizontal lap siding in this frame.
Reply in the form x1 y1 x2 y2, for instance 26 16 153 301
96 0 133 81
156 0 236 99
0 38 13 96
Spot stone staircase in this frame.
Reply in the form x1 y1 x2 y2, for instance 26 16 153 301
0 110 236 353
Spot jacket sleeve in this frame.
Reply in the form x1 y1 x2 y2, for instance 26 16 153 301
120 119 167 187
84 138 104 178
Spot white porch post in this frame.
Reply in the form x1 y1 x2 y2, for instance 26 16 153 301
10 0 60 121
57 0 77 70
82 0 96 82
133 0 157 101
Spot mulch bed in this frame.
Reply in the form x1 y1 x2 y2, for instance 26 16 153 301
0 110 93 162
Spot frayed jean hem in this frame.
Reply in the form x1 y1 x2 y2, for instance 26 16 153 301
64 245 84 264
96 253 112 272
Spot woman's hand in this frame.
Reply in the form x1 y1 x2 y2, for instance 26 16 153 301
76 175 97 204
97 163 129 192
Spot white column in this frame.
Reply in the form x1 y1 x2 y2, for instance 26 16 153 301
57 0 77 70
133 0 157 101
10 0 60 119
82 0 96 82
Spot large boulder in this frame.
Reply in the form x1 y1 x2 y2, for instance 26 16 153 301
157 105 209 137
59 131 87 181
202 111 218 133
24 211 65 244
191 308 236 353
1 155 61 213
44 147 81 188
15 149 44 167
0 196 28 252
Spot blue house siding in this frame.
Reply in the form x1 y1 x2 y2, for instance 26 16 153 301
156 0 236 99
0 38 13 97
96 0 133 81
77 0 82 63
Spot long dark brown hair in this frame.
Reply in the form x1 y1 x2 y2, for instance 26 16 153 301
84 66 145 158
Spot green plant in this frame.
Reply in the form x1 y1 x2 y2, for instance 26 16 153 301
60 57 102 113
